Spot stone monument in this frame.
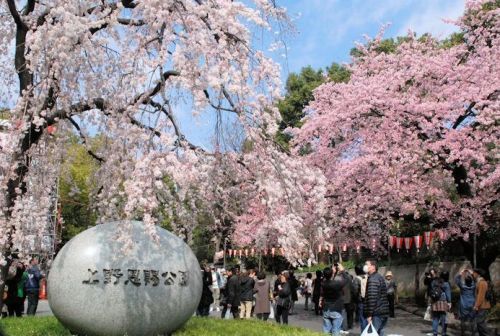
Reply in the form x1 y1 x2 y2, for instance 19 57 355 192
48 221 202 336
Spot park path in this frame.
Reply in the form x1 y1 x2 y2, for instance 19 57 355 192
37 298 454 335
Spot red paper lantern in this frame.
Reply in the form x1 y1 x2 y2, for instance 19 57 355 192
396 237 403 251
438 229 447 241
404 237 413 251
414 235 423 252
424 231 434 247
389 236 397 249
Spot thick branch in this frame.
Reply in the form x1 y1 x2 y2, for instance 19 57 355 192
6 0 28 30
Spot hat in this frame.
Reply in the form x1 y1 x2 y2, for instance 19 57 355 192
385 271 393 278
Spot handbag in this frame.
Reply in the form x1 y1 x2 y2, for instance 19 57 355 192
361 322 379 336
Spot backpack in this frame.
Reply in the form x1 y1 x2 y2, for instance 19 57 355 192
430 282 444 302
485 281 497 306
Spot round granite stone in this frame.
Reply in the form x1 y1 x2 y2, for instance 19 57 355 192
48 221 202 336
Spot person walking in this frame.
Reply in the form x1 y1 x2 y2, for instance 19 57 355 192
472 268 492 336
455 269 476 336
341 270 355 332
5 261 27 317
210 266 221 312
197 267 214 317
254 272 272 321
364 259 390 336
224 267 241 319
353 264 368 331
239 270 255 319
289 270 299 315
385 271 397 318
312 270 323 316
25 257 42 316
274 273 291 325
320 264 349 336
430 271 451 336
304 273 313 311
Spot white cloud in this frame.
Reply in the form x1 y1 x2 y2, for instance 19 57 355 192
396 0 465 38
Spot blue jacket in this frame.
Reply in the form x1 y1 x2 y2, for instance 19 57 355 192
25 265 41 291
455 274 475 319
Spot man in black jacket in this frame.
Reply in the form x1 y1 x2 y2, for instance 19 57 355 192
225 267 241 319
364 259 390 336
320 264 349 335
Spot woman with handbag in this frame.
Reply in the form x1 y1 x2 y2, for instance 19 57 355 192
431 272 452 336
274 273 291 324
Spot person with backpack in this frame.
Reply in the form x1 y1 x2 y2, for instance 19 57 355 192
455 269 476 336
430 272 452 336
472 268 493 336
353 264 368 331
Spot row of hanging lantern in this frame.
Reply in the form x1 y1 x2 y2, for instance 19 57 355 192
220 230 448 259
389 230 448 252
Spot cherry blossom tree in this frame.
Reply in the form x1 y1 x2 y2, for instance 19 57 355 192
0 0 295 305
293 0 499 251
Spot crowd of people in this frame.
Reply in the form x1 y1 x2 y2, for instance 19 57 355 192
1 257 43 319
195 261 495 336
424 267 495 336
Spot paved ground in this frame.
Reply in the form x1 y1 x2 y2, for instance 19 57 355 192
210 297 455 336
34 298 494 336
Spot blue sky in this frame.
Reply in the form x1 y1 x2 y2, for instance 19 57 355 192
274 0 465 76
179 0 466 149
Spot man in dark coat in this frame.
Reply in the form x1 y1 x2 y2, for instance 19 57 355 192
225 267 241 318
364 259 390 336
239 270 255 319
320 264 349 335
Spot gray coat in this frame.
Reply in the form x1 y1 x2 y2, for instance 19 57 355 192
254 279 271 314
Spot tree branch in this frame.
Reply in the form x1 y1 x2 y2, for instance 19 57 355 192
6 0 28 30
67 117 105 163
452 102 476 129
